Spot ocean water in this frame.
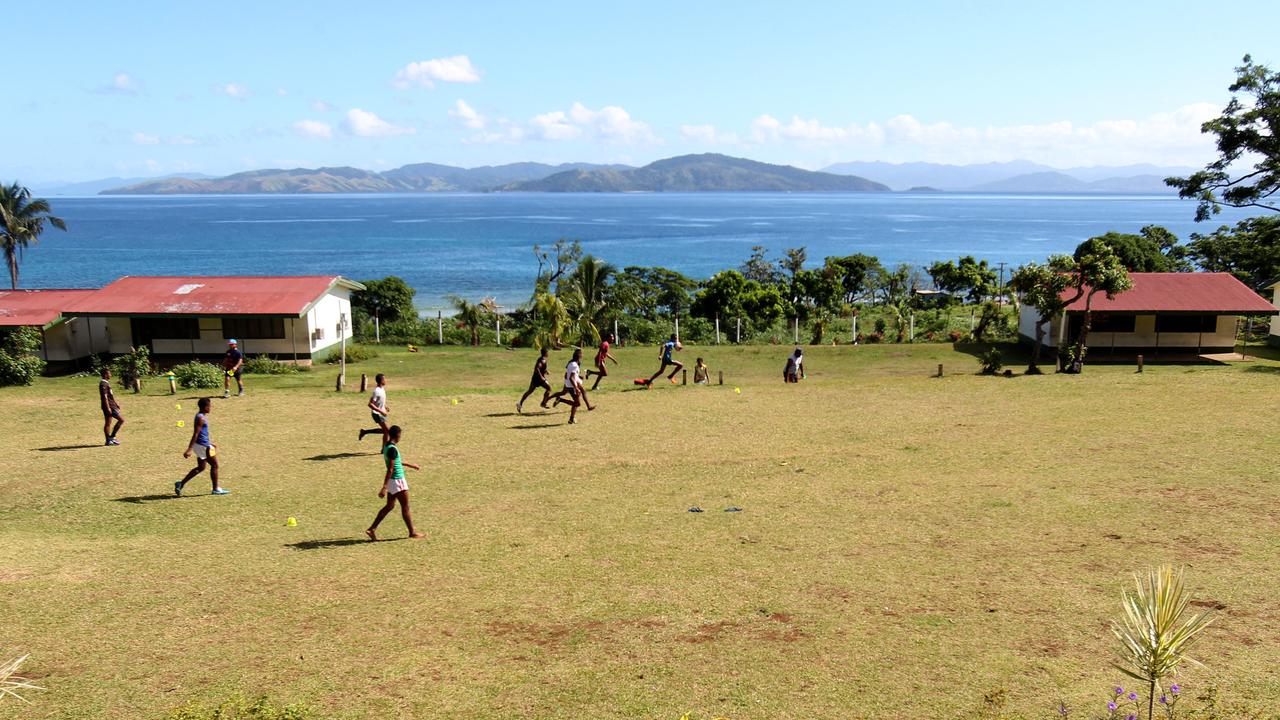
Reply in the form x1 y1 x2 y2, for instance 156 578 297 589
17 192 1258 309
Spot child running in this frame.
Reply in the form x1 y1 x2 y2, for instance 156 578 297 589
645 334 684 387
358 373 391 447
517 347 553 414
176 397 229 496
584 333 618 390
98 367 124 445
366 425 424 541
549 348 592 423
693 357 709 385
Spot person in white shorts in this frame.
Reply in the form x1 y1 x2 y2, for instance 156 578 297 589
358 373 391 448
549 348 592 424
365 425 424 541
176 397 228 496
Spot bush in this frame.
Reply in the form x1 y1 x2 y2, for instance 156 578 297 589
243 355 304 374
324 344 380 364
113 345 153 391
171 361 225 389
978 347 1003 375
864 331 884 344
948 330 965 343
0 327 47 386
167 694 313 720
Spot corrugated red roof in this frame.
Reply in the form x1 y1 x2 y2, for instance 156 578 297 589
0 289 97 327
1062 273 1277 314
62 276 359 317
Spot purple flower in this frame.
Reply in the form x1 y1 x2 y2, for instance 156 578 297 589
1128 692 1138 701
1160 695 1168 705
1170 684 1181 695
1127 715 1136 720
1114 687 1125 695
1108 701 1117 711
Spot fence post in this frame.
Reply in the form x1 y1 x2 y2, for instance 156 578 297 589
614 318 619 345
736 317 741 344
437 311 443 345
1137 354 1144 373
936 363 943 378
335 373 343 392
718 370 723 386
910 313 915 343
374 311 380 343
682 369 687 385
360 373 367 392
715 314 720 344
675 316 680 343
793 317 799 344
852 314 858 343
496 317 501 346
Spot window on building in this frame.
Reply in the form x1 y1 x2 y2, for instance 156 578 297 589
1068 313 1137 337
131 317 199 342
222 317 286 339
1155 315 1218 333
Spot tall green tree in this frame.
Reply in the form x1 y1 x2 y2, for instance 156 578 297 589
927 256 997 304
532 238 583 295
824 253 882 304
1073 227 1190 272
1166 55 1280 221
353 276 417 324
1186 215 1280 290
561 255 615 346
1063 245 1133 373
607 266 695 319
0 182 67 289
1009 256 1078 373
741 245 782 284
449 296 495 346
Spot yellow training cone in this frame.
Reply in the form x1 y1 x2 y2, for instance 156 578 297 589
451 398 458 405
175 403 182 410
285 517 298 527
734 387 741 394
176 420 185 427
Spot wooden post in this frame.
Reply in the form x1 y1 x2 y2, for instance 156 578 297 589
335 373 343 391
437 310 443 345
718 370 723 386
937 363 943 378
168 373 177 395
337 312 347 390
715 314 720 344
682 369 687 385
1137 354 1144 373
360 373 367 392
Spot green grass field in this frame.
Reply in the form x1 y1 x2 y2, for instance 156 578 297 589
2 343 1279 719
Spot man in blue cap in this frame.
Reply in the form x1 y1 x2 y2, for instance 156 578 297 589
222 338 245 398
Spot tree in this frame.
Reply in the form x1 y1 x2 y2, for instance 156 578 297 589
0 327 47 386
824 253 882 304
527 291 568 349
561 255 615 346
0 182 67 289
792 267 844 319
1186 215 1280 290
868 263 915 306
353 276 417 324
1063 245 1133 373
449 296 495 346
1074 227 1190 272
532 238 583 294
691 270 748 321
607 266 695 319
927 256 997 304
1166 55 1280 221
741 245 782 284
1009 256 1078 373
739 283 786 329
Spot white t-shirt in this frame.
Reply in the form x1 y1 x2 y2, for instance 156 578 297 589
564 360 580 389
370 386 387 416
791 352 803 369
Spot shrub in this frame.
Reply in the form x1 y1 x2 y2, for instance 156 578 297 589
0 327 47 386
948 330 964 342
978 347 1003 375
112 345 153 391
324 344 380 364
171 361 225 389
167 694 313 720
243 355 303 374
864 331 884 344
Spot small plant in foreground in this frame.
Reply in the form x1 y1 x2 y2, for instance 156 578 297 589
0 653 43 703
978 347 1003 375
170 361 224 389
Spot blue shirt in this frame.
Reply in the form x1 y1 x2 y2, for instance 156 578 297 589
662 340 676 361
195 412 211 446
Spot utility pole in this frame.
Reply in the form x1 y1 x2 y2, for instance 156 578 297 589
996 262 1007 304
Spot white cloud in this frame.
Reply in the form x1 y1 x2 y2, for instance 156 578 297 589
292 119 334 140
276 88 289 97
449 99 486 130
529 110 581 141
343 108 415 137
131 132 160 145
219 82 250 99
394 55 482 89
312 100 335 112
566 103 659 144
681 124 739 145
95 72 139 95
741 104 1220 166
131 132 205 146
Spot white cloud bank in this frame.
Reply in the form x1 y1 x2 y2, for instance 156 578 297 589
449 100 486 130
218 82 250 100
462 102 658 145
698 104 1222 166
344 108 415 137
292 119 334 140
394 55 482 89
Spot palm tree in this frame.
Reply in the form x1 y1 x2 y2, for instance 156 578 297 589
561 255 615 347
449 295 494 346
0 182 67 290
529 291 568 349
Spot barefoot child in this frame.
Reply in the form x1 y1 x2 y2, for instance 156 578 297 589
99 368 124 445
646 334 683 387
517 347 553 414
366 425 424 540
584 333 618 390
176 397 229 496
358 373 391 447
693 357 709 385
550 348 592 423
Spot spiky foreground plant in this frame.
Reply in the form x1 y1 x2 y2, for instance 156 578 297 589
0 654 43 703
1112 566 1214 720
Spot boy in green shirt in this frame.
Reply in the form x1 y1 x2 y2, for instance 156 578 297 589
365 425 424 541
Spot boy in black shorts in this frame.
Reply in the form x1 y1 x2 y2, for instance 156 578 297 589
517 347 553 414
98 367 124 446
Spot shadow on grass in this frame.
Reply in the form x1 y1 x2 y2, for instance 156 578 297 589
35 444 102 452
1243 364 1280 374
113 494 180 504
509 423 561 430
488 411 555 418
304 452 376 462
286 537 406 550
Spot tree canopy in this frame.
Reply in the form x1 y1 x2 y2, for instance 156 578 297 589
927 256 997 304
1186 215 1280 290
353 276 417 323
1166 55 1280 221
1073 226 1191 273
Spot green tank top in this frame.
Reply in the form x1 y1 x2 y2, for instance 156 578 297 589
383 442 404 480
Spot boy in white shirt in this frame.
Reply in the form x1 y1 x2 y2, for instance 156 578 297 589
550 348 593 423
358 373 392 447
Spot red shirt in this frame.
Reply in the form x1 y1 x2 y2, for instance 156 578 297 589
595 340 610 363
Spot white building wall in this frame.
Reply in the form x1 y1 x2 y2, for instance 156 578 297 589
104 317 133 355
43 317 110 361
307 289 352 357
1020 309 1237 350
1271 286 1279 343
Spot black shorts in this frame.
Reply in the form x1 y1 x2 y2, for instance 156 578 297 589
102 407 123 420
530 375 551 391
225 368 242 380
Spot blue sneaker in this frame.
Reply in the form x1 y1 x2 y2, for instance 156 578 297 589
211 488 230 495
174 482 183 497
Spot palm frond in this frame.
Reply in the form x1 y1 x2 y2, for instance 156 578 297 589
1110 565 1214 693
0 654 44 703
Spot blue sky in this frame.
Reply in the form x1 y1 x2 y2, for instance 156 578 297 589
7 1 1279 182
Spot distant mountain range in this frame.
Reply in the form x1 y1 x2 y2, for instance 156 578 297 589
33 173 214 196
500 154 889 192
821 160 1195 193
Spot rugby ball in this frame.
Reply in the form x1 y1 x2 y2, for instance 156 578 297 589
675 341 683 350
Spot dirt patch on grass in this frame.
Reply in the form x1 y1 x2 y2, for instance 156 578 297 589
487 617 669 647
